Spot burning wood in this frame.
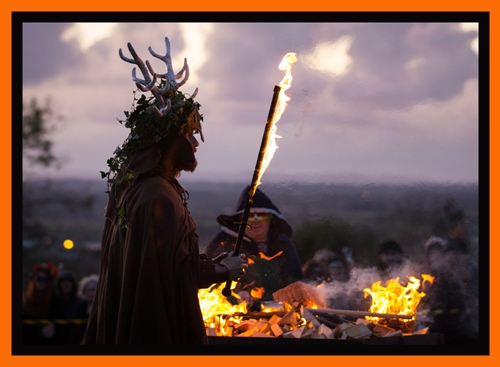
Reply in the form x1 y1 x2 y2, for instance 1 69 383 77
200 275 435 340
272 281 327 308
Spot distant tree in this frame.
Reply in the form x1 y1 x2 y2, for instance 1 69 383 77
23 97 62 171
22 97 100 287
22 97 96 240
23 97 62 240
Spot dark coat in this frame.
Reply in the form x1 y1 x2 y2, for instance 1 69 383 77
82 175 224 345
205 230 304 302
204 186 303 303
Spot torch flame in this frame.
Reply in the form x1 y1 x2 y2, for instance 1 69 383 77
255 52 298 189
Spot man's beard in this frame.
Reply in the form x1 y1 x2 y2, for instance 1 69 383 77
173 136 198 173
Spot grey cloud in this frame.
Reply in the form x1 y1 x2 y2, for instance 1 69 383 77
333 23 478 109
22 23 83 85
201 23 314 104
20 22 480 185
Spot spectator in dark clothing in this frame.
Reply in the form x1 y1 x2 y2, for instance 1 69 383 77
375 239 416 282
204 185 304 311
417 236 478 343
303 248 370 312
54 270 88 344
22 263 64 344
303 249 351 284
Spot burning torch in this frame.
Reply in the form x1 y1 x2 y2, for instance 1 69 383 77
222 52 297 297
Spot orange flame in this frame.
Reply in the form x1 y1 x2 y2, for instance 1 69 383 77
258 250 284 261
198 281 247 335
256 52 298 188
363 274 432 322
250 287 265 299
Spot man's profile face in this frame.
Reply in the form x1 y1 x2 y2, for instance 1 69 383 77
174 132 199 173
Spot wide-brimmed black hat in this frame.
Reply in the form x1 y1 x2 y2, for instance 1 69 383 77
217 185 293 238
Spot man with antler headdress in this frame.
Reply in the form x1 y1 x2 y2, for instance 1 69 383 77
81 37 246 345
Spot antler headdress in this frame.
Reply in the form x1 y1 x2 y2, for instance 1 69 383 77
118 37 199 118
101 37 203 198
99 37 204 229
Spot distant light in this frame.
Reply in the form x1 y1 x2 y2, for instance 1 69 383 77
63 239 74 250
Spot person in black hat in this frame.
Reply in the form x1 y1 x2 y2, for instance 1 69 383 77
204 185 304 310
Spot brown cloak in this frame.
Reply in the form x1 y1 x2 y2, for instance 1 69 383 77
82 175 222 344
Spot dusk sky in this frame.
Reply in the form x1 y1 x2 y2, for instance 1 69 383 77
21 20 480 186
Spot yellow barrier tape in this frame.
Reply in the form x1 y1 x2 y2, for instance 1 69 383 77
22 319 88 325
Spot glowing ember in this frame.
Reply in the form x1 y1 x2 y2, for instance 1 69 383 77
254 52 297 192
363 274 435 323
198 281 247 335
250 287 265 299
258 250 284 261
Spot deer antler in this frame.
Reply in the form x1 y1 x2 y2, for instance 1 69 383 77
148 37 198 99
119 42 171 116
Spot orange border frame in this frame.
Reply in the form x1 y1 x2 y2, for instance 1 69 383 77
4 2 495 366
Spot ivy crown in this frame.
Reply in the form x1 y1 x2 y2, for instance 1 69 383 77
100 88 202 189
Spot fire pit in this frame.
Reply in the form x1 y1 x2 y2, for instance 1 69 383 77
199 275 439 344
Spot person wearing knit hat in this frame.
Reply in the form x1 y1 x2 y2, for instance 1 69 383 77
204 185 304 310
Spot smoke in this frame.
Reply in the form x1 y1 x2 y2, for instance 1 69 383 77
304 266 381 312
303 255 479 341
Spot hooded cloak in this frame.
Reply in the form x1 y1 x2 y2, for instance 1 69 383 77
82 174 225 345
204 186 304 305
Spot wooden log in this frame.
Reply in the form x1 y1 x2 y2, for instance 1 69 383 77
300 305 321 329
233 311 286 318
309 309 351 324
233 320 257 331
252 331 275 338
344 323 373 339
278 309 297 327
382 329 403 338
307 307 414 320
372 323 396 337
302 326 314 338
270 323 283 337
315 316 340 330
236 326 260 337
317 323 334 339
268 314 282 325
